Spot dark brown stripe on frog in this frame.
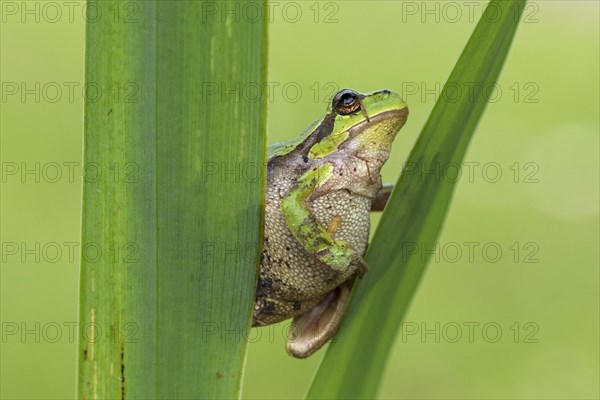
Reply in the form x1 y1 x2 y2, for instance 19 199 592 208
291 111 336 156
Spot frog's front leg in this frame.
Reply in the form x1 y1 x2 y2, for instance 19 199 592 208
371 183 394 211
281 163 366 275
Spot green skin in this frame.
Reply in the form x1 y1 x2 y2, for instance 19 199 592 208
255 89 408 358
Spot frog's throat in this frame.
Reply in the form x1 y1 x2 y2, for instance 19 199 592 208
308 107 408 160
348 107 408 138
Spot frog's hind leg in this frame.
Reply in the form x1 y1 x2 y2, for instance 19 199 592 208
286 276 356 358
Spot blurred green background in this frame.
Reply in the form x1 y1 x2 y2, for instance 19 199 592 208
1 1 598 399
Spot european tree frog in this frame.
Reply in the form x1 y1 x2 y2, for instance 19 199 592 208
253 89 408 358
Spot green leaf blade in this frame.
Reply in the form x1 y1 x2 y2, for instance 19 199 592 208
78 1 267 399
307 1 527 398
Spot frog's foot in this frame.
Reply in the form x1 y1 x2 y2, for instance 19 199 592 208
286 276 356 358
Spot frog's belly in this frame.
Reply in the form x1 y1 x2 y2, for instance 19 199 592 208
253 190 371 326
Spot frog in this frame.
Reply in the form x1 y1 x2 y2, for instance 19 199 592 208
253 89 408 358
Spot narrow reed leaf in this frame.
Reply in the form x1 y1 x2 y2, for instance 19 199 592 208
307 1 527 398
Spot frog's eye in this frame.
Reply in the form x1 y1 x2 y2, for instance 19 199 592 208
332 89 362 115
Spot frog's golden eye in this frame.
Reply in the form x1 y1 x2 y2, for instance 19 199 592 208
332 89 362 115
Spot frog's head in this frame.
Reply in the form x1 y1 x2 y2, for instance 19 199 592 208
306 89 408 166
